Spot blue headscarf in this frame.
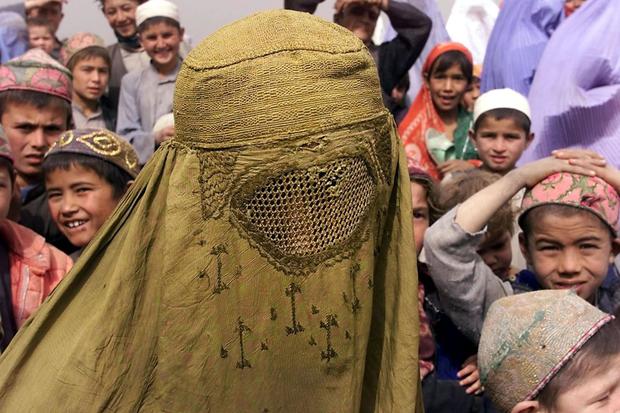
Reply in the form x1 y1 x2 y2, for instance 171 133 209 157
0 12 28 64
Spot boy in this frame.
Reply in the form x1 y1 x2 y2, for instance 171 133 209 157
0 48 75 253
43 129 139 260
0 125 72 351
24 0 67 58
478 290 620 413
116 0 183 164
424 151 619 342
61 32 117 131
26 17 55 55
470 88 533 176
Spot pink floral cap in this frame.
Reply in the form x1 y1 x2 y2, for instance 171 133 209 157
60 32 107 67
519 172 620 234
0 125 14 164
0 48 72 102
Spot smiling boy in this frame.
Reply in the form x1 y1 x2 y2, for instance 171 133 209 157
116 0 183 165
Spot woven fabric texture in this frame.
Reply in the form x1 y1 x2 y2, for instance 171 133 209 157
0 10 421 413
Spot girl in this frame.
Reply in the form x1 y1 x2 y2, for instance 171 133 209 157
399 42 479 180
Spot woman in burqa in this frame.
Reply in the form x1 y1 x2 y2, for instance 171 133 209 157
0 9 421 413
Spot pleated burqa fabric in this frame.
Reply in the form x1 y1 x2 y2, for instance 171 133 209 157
0 10 421 413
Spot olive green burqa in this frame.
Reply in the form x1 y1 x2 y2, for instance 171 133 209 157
0 10 422 412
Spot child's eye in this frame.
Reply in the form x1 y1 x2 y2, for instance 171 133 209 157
580 243 598 250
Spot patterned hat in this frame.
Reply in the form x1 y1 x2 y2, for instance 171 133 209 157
0 125 14 163
60 32 107 67
0 48 72 102
519 172 620 235
45 129 140 178
479 290 613 413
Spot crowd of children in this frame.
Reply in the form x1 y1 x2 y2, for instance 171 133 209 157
0 0 619 411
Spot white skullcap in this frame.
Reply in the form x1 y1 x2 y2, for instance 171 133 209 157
136 0 180 27
473 88 531 125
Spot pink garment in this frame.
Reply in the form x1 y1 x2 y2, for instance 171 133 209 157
0 219 72 327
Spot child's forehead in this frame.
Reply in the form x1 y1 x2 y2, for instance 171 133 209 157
527 206 612 239
476 114 527 134
141 21 181 34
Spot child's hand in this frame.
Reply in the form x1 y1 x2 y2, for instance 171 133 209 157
155 126 175 145
438 159 476 175
553 148 620 194
510 156 597 188
457 355 483 395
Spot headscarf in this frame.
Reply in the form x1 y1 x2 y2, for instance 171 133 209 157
521 0 620 167
398 42 478 180
481 0 564 95
0 10 422 412
0 12 28 64
446 0 499 65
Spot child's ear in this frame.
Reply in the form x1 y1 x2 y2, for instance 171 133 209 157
179 27 185 38
469 129 477 145
525 132 535 149
519 232 533 266
511 400 543 413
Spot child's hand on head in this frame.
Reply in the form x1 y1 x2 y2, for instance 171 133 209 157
438 159 476 175
511 156 597 188
553 148 620 193
458 355 483 395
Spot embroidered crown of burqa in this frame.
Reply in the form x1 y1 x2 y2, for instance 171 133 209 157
0 10 421 413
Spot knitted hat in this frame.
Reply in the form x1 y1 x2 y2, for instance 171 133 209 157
45 129 140 178
0 125 14 163
0 48 72 102
519 172 620 235
479 290 613 412
60 32 107 67
136 0 179 27
473 88 531 125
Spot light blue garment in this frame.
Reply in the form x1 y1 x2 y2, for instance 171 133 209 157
375 0 450 101
522 0 620 167
116 61 180 164
480 0 564 95
0 12 28 64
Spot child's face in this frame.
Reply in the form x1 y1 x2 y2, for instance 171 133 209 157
0 166 13 220
478 230 513 280
102 0 139 38
1 103 67 185
139 21 183 70
425 63 469 115
462 77 481 112
46 164 121 248
338 2 380 45
410 182 430 256
28 26 55 55
520 211 617 303
542 354 620 413
472 116 533 175
72 56 110 103
26 2 63 33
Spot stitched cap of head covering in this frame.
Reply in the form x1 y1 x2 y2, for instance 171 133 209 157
136 0 180 27
24 0 66 9
519 172 620 235
422 41 472 74
0 125 14 164
479 290 613 413
60 32 107 67
45 129 140 178
0 48 72 102
473 88 531 125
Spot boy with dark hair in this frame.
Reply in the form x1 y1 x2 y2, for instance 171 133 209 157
43 129 139 259
479 290 620 413
470 88 534 176
24 0 66 59
0 125 72 351
116 0 183 164
0 48 75 253
26 17 55 55
61 32 117 131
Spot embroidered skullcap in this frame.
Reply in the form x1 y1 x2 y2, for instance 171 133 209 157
474 88 531 125
0 126 14 164
60 32 107 67
0 48 72 102
45 129 140 178
519 172 620 235
479 290 613 413
24 0 66 9
136 0 179 27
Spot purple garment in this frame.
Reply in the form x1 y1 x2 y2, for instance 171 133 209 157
521 0 620 166
480 0 564 95
0 12 28 64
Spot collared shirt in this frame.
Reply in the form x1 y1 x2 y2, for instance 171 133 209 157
116 60 181 164
72 103 107 130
